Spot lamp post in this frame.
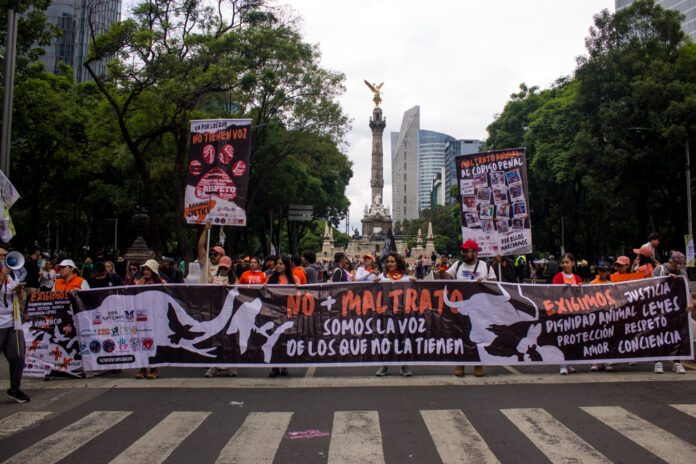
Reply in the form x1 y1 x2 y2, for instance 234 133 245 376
1 0 19 176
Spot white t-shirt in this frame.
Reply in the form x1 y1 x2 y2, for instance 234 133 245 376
0 274 21 329
375 272 410 282
446 260 497 281
355 267 378 281
198 255 220 284
40 269 57 289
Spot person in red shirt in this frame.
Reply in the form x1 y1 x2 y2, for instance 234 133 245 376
551 253 581 375
265 256 299 378
290 255 307 285
239 257 267 284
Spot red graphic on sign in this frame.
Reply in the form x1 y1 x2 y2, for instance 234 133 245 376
202 145 216 164
189 160 202 176
219 144 234 164
195 168 237 201
232 160 247 177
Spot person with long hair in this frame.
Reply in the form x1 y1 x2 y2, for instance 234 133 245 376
135 260 165 379
374 251 416 377
266 256 299 377
552 253 582 375
632 245 656 278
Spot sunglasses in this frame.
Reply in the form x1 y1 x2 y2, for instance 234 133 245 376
218 266 230 271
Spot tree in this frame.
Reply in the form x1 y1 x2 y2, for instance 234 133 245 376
85 0 351 259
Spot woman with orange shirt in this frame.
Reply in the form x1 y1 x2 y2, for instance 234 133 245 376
266 256 298 377
239 257 267 285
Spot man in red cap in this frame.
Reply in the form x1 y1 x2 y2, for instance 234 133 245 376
355 254 379 281
443 239 496 377
197 222 225 284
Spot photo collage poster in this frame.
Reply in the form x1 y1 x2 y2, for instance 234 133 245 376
455 148 532 257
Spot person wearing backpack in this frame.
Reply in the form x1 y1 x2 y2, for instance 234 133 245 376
442 239 496 377
331 252 350 282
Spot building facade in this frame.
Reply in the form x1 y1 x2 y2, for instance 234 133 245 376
391 106 461 224
444 138 484 206
391 106 421 224
616 0 696 40
39 0 122 82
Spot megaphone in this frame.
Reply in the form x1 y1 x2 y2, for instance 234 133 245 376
4 251 25 270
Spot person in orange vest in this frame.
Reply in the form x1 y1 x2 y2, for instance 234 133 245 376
52 259 90 292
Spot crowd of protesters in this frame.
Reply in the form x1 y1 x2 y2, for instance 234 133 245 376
1 228 693 403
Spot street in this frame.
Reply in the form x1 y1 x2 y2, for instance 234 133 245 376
1 362 696 463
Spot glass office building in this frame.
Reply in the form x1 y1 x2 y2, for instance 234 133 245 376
391 106 463 222
39 0 122 82
444 139 484 207
616 0 696 40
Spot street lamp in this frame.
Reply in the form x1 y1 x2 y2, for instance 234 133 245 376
1 0 19 176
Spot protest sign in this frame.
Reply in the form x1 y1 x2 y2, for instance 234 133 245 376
185 119 252 225
70 277 692 370
22 292 82 377
455 148 532 257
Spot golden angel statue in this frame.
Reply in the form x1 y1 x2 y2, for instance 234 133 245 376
364 80 384 108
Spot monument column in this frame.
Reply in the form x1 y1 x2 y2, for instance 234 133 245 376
369 108 386 206
361 80 393 237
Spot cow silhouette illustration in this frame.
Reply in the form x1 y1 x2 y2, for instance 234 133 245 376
442 283 564 363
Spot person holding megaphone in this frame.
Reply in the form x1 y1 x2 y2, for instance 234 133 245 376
0 246 30 403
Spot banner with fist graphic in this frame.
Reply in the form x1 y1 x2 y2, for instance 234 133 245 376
185 119 252 225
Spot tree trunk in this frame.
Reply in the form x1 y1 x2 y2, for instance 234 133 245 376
173 126 193 262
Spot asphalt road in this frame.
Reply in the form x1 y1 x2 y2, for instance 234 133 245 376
1 362 696 463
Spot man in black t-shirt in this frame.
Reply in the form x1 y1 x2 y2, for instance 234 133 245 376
87 261 124 288
23 245 41 295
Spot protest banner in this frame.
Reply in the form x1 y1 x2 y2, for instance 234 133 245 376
22 291 82 377
185 119 252 225
455 148 532 257
70 277 692 370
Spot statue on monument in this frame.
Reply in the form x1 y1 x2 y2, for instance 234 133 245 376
364 80 384 108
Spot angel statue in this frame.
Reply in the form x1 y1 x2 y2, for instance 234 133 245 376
364 80 384 108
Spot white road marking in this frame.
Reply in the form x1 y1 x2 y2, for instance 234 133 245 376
502 408 610 464
582 406 696 464
671 403 696 418
2 411 131 464
421 409 499 464
328 411 384 464
109 411 210 464
0 411 52 438
22 371 694 390
215 412 292 464
502 365 521 375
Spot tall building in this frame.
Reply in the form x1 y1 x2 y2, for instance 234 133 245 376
391 106 420 224
418 129 455 213
390 106 461 223
616 0 696 40
444 139 484 206
39 0 122 82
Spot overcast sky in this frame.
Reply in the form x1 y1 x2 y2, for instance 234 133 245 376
280 0 615 233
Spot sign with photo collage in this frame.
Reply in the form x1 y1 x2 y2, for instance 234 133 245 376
185 119 252 226
455 148 532 257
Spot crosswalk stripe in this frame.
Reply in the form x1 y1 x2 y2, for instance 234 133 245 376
582 406 696 464
215 412 292 464
502 408 611 464
2 411 131 464
109 411 210 464
328 411 384 464
671 403 696 418
0 411 52 438
420 409 499 464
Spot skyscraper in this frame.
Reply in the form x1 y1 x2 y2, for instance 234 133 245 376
390 106 461 223
391 106 420 224
38 0 122 82
444 139 484 207
616 0 696 40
